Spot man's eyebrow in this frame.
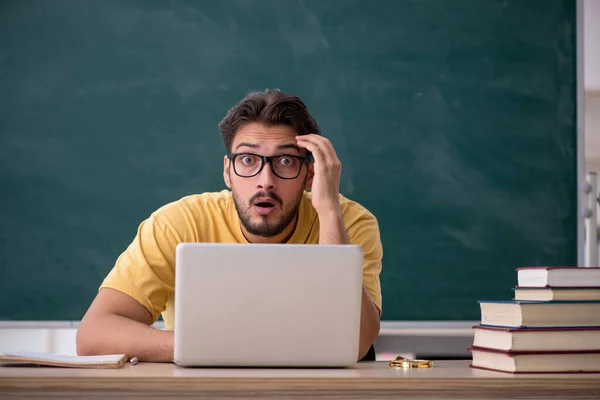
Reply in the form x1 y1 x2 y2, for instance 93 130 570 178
235 142 259 150
276 143 302 153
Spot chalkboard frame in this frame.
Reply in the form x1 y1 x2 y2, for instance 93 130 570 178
0 0 585 325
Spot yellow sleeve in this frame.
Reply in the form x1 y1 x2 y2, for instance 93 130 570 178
346 210 383 314
100 213 180 323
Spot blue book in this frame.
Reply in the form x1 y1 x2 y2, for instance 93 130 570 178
477 300 600 328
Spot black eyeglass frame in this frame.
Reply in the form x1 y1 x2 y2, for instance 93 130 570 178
227 152 313 179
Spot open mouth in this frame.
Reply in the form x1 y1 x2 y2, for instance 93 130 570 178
255 201 275 208
253 199 277 215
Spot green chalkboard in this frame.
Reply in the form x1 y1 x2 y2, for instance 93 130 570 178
0 0 577 321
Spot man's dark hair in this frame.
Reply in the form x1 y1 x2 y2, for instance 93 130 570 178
218 89 321 152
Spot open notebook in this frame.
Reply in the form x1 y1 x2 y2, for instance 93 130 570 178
0 351 128 368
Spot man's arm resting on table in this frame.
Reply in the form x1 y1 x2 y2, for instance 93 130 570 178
76 288 173 362
319 210 381 361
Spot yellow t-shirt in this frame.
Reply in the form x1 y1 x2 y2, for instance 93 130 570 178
100 190 383 331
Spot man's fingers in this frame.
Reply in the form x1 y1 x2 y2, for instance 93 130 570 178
298 140 341 172
296 135 339 166
297 140 323 162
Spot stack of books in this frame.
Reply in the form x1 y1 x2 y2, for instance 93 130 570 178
469 266 600 373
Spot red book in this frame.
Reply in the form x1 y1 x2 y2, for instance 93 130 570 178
478 300 600 328
469 345 600 373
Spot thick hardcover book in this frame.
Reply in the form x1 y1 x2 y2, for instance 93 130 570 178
478 300 600 328
469 345 600 373
472 325 600 351
516 267 600 288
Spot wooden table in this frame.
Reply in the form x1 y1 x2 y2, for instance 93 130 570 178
1 360 599 399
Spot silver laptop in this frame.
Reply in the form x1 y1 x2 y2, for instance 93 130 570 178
173 243 363 367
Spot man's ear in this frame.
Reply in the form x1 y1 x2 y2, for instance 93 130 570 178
304 163 314 191
223 156 232 189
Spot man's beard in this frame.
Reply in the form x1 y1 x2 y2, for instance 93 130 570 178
232 187 304 238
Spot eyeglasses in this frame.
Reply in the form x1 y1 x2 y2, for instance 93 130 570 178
227 153 313 179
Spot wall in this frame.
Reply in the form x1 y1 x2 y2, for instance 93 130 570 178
0 329 77 355
584 0 600 92
584 0 600 167
586 93 600 169
0 322 476 360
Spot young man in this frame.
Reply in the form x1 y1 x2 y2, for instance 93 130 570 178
76 89 383 362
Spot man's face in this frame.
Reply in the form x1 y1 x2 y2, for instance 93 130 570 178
223 122 313 239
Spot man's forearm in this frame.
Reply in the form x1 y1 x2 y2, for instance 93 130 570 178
77 314 174 362
318 209 349 244
358 283 381 359
318 210 381 360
